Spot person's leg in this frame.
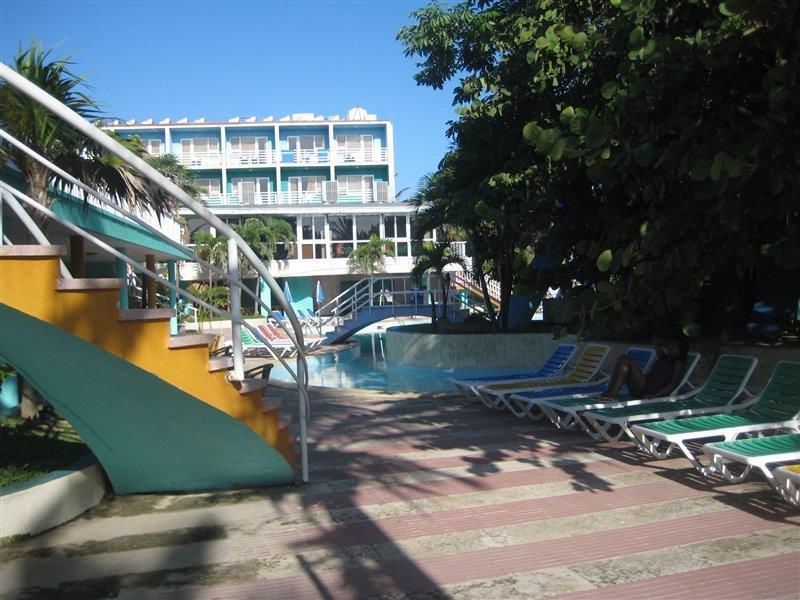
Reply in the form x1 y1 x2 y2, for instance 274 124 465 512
604 355 646 399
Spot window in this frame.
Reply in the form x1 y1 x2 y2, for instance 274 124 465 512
181 138 219 154
337 175 375 201
356 215 380 240
230 137 270 153
195 178 221 196
300 216 325 240
143 139 162 156
329 216 353 241
274 217 296 260
287 135 324 151
336 134 375 161
384 215 409 257
231 177 270 204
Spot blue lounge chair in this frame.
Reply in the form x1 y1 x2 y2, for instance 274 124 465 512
503 346 656 420
451 343 577 406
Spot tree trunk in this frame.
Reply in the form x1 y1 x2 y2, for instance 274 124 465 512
438 271 449 318
478 271 498 327
499 248 514 332
25 165 52 233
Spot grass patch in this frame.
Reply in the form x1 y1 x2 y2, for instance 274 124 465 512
0 412 89 489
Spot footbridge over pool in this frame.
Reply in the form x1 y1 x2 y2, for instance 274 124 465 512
318 276 475 345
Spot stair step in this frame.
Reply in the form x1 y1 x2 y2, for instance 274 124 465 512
208 355 234 373
168 334 218 349
231 378 270 395
118 308 174 322
0 245 66 257
263 397 282 412
56 278 123 291
279 414 292 430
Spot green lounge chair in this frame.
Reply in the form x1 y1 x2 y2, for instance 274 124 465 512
582 354 758 442
474 343 610 412
702 433 800 505
538 352 701 436
631 361 800 470
774 464 800 506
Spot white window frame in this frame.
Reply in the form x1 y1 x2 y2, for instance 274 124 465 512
180 137 220 155
287 135 324 151
195 177 221 196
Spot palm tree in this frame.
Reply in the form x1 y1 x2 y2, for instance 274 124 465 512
0 42 172 227
235 217 296 269
348 235 394 276
411 241 465 318
192 230 228 286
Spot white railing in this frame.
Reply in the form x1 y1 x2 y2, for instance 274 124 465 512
333 147 388 164
177 150 222 168
316 275 475 332
196 183 395 208
225 149 277 167
280 148 330 164
449 241 467 257
452 270 501 302
0 62 311 482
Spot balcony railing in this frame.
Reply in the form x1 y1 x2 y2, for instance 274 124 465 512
198 183 393 207
225 149 277 167
176 150 222 168
280 148 329 164
333 147 388 164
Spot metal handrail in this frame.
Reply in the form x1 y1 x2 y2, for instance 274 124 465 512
0 62 311 482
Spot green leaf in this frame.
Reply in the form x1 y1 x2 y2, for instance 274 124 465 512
595 280 614 295
629 26 644 47
710 152 726 181
600 147 611 160
572 32 588 51
639 221 649 236
522 121 541 143
601 81 618 99
559 106 575 124
549 137 567 161
682 322 701 338
596 249 613 272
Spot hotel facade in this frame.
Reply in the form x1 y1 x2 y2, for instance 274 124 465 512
106 107 451 313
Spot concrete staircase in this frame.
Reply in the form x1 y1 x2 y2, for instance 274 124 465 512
0 246 295 493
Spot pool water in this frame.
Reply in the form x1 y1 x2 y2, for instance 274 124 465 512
270 330 534 392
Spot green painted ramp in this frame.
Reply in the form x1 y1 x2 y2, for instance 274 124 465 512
0 304 294 493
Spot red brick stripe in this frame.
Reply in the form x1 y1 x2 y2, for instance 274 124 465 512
142 510 793 600
558 551 800 599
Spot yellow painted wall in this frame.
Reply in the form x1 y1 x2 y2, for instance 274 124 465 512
0 254 292 462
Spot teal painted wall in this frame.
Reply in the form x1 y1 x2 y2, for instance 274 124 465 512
0 305 294 493
280 276 313 312
85 263 116 278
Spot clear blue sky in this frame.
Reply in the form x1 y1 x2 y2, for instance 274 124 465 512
0 0 458 199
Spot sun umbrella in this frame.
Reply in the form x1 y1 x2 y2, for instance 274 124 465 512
316 280 325 304
283 280 293 303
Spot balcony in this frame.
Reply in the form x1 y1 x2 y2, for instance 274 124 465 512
280 148 330 164
198 182 394 208
176 151 222 168
333 147 389 164
225 149 277 167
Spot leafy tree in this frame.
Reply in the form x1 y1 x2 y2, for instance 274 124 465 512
0 42 173 226
235 216 296 271
348 235 395 276
191 230 228 287
400 0 800 339
411 241 466 318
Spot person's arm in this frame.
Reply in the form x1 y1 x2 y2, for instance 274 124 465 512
647 361 683 399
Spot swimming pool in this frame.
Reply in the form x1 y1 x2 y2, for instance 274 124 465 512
269 330 534 392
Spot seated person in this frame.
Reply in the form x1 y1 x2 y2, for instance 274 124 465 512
601 332 688 399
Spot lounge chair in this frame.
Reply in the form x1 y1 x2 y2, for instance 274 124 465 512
503 346 656 420
472 343 611 410
260 323 324 351
702 433 800 504
451 343 577 401
242 328 294 358
774 464 800 506
582 354 758 442
538 352 701 434
629 361 800 469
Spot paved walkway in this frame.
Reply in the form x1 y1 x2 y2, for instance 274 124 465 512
2 385 798 599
